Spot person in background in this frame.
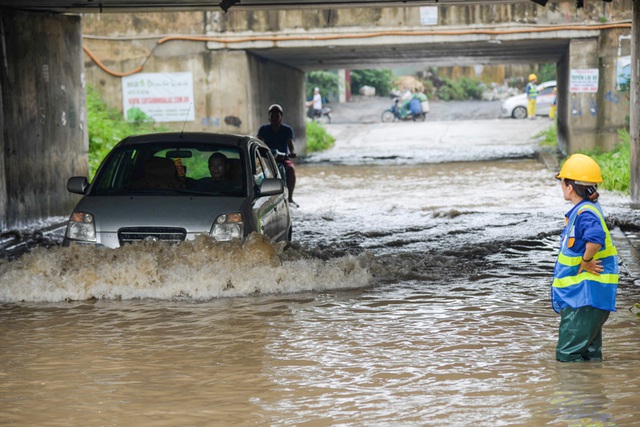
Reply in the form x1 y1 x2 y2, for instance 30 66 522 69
549 87 557 120
552 153 619 362
306 87 322 120
526 73 538 119
257 104 298 207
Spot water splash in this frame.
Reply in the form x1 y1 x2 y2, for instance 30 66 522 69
0 234 371 303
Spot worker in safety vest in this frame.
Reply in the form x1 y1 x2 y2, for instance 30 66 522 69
553 153 618 362
549 87 557 120
525 73 538 119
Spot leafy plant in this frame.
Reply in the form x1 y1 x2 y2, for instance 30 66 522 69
536 122 557 147
580 129 631 193
541 125 630 194
306 121 335 153
87 85 167 179
350 69 393 97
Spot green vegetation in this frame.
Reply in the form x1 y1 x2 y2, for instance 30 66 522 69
305 70 340 103
536 122 557 147
306 121 335 153
541 124 631 193
581 129 631 194
350 69 393 97
435 77 483 101
87 85 166 178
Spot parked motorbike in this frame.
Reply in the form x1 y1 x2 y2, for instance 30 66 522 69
307 106 332 123
381 97 427 122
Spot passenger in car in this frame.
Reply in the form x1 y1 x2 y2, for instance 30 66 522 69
195 152 242 195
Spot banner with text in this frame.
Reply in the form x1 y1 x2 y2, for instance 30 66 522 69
122 72 195 122
569 69 599 93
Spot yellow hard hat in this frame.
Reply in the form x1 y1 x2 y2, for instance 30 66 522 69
529 74 537 81
556 153 602 184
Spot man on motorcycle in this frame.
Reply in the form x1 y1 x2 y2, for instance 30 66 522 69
306 87 323 120
257 104 299 207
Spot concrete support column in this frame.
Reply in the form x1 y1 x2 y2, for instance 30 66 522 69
631 0 640 209
565 39 600 154
246 54 306 155
0 11 87 231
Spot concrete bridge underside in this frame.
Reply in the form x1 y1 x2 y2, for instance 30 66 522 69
0 3 639 232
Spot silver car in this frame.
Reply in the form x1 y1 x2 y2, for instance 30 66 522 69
501 80 557 119
64 132 292 248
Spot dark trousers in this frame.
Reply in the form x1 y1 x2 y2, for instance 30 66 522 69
556 306 610 362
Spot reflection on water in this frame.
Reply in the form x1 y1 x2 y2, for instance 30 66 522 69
1 120 640 426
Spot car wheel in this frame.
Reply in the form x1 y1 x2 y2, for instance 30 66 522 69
512 106 527 120
381 111 395 123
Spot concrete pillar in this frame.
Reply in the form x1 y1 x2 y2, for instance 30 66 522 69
631 0 640 209
556 50 570 155
247 54 306 156
566 39 600 154
338 69 347 104
0 11 87 231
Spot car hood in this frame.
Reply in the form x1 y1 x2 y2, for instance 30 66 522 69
73 196 245 232
503 93 526 105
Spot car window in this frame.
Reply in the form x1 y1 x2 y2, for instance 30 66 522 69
539 86 555 96
253 146 277 186
91 142 245 196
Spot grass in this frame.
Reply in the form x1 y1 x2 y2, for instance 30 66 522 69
538 123 631 194
306 121 335 153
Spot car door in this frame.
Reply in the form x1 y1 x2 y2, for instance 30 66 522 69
536 84 556 115
250 143 289 241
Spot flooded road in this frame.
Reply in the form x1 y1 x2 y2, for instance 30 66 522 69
1 118 640 426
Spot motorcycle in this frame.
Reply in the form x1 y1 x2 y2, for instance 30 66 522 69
307 105 332 123
381 97 427 122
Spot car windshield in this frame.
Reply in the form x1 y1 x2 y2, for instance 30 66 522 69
91 142 246 197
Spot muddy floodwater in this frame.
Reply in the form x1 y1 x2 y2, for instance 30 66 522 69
1 118 640 426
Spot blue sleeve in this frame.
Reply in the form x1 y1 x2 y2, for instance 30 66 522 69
575 210 606 247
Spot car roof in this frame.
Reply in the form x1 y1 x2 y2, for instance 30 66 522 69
538 80 557 88
115 132 259 150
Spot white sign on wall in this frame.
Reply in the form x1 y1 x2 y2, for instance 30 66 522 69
122 72 195 122
419 7 438 26
569 69 599 93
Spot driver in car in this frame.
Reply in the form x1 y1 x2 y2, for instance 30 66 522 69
195 152 241 195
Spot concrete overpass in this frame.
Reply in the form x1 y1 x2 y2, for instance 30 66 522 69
0 0 638 232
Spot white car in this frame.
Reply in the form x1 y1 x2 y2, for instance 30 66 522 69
501 80 557 119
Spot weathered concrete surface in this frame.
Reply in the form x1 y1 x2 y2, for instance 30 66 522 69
631 0 639 209
82 15 307 153
0 11 87 230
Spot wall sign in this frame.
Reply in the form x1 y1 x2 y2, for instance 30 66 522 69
569 69 599 93
122 72 195 122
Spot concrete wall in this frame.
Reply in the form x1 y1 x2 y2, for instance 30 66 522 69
211 1 633 31
82 13 307 153
563 30 630 154
247 55 306 153
0 11 87 231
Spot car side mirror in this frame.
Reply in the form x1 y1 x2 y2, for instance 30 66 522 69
67 176 89 195
258 178 284 196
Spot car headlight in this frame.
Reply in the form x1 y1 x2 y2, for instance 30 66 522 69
65 212 97 242
211 213 244 241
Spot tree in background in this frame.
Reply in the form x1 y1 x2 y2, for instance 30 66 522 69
305 71 340 103
350 69 393 97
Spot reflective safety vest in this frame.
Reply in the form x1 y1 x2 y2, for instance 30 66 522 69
552 202 618 313
526 82 538 99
